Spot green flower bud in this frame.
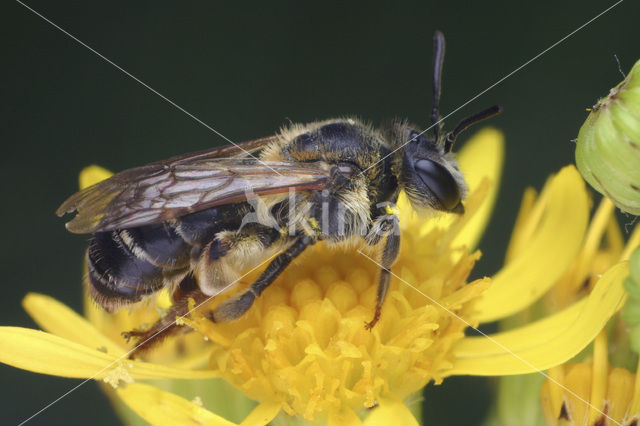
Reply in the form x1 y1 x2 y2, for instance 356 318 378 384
624 249 640 301
624 248 640 353
624 275 640 300
631 245 640 283
630 324 640 354
622 287 640 325
575 59 640 215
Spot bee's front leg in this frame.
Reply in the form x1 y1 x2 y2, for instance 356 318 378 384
364 214 400 330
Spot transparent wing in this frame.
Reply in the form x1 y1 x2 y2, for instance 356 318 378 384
57 155 333 234
158 135 278 163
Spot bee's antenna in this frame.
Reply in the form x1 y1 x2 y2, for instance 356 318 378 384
444 105 502 152
431 31 446 142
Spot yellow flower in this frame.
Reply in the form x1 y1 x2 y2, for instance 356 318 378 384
486 195 640 425
540 329 640 426
0 128 630 425
534 200 640 426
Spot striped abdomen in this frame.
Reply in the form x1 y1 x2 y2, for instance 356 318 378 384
87 203 246 311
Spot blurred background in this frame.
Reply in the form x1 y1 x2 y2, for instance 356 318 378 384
2 1 639 424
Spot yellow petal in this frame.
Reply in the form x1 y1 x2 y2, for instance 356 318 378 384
363 397 419 426
239 402 281 426
449 262 628 375
474 166 590 322
546 199 617 308
541 365 565 424
588 330 608 424
631 358 640 417
453 127 505 250
504 187 538 263
22 293 125 356
79 165 113 189
116 382 237 426
327 408 363 426
0 327 218 380
453 299 586 358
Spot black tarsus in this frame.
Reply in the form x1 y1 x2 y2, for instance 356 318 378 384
444 105 502 152
364 215 400 330
431 31 446 141
123 274 208 359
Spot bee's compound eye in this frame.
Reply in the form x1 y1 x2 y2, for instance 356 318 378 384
414 159 461 210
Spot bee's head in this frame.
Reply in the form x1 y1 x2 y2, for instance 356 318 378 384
386 30 501 215
387 123 466 214
405 127 466 213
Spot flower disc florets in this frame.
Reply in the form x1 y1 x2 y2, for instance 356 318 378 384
182 193 490 421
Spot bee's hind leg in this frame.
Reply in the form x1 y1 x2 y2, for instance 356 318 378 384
123 275 208 359
208 234 313 323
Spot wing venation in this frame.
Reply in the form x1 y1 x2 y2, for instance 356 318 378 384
57 157 332 234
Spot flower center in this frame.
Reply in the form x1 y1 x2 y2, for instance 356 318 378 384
182 212 490 421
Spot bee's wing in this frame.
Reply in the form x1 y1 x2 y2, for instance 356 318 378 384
159 135 278 163
57 157 333 234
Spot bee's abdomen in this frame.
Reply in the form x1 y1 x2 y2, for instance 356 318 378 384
86 204 248 311
122 223 191 268
175 204 246 246
87 224 190 311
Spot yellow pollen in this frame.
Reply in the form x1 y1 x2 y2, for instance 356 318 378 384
182 215 488 421
384 205 400 216
102 361 135 389
0 129 513 425
308 217 320 230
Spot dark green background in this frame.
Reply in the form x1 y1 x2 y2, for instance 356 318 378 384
2 1 638 425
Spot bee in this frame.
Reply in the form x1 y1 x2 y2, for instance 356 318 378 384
57 31 501 356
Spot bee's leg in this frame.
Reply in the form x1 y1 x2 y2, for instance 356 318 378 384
209 234 313 322
364 215 400 330
123 275 208 359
